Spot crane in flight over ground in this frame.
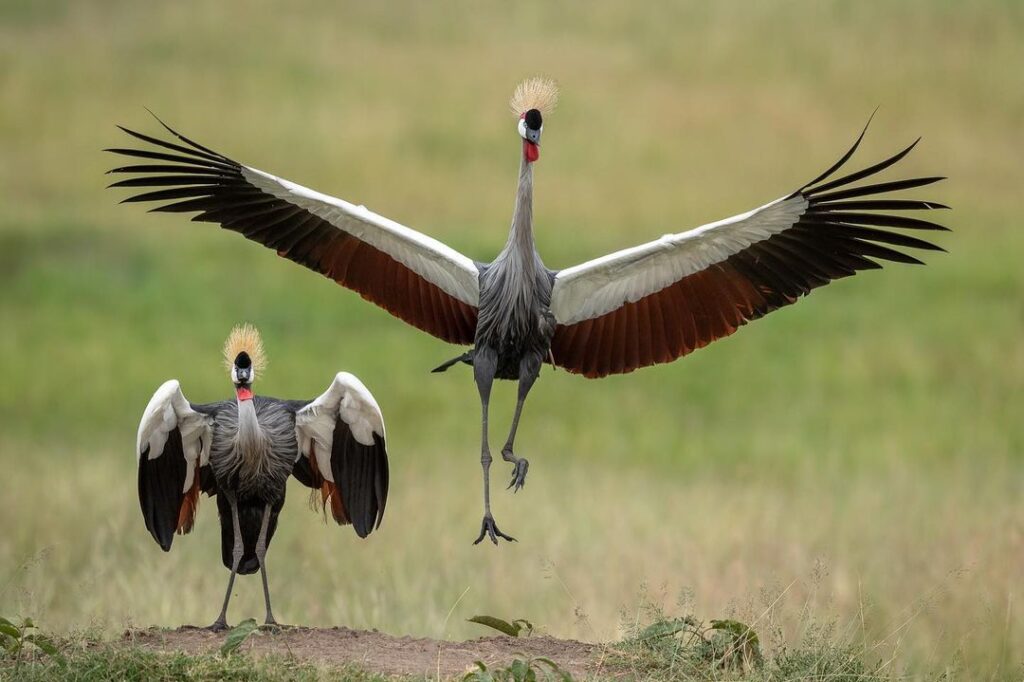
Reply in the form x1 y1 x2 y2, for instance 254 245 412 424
136 324 388 628
110 78 948 545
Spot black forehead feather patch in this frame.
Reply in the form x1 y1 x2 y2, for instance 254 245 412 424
235 351 252 369
524 109 543 131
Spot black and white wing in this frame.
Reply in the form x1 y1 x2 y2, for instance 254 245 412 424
106 119 480 344
136 380 220 550
549 124 949 377
293 372 388 538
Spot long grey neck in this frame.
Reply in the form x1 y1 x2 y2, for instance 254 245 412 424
236 397 263 448
500 156 535 265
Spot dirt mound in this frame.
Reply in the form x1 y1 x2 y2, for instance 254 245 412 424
124 626 608 678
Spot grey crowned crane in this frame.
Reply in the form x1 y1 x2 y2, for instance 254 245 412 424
136 324 388 629
111 78 947 546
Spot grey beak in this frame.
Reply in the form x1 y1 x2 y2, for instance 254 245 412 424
525 128 542 145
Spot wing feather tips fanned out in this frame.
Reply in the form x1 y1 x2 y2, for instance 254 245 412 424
135 380 213 549
550 128 948 378
106 121 480 345
294 373 389 537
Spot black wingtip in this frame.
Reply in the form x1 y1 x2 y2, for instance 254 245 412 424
799 109 879 191
145 107 174 135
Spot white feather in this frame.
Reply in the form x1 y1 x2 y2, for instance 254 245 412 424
242 167 480 307
295 372 386 482
136 380 213 493
550 194 809 324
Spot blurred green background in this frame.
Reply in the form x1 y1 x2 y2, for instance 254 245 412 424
1 1 1021 677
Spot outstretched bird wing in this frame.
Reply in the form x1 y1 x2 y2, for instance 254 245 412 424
292 372 389 538
107 120 480 344
548 126 948 378
136 380 220 550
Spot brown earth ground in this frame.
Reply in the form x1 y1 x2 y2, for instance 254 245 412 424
124 626 611 679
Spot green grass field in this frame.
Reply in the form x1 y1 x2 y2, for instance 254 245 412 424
1 1 1022 678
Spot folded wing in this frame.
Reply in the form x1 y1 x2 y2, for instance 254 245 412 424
293 372 389 538
549 124 948 378
107 119 480 344
136 380 218 550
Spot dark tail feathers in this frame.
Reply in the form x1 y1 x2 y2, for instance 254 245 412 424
431 350 474 373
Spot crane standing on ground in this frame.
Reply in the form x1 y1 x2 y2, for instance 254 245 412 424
112 78 947 545
136 324 389 628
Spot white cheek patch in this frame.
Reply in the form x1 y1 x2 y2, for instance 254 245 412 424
518 118 527 139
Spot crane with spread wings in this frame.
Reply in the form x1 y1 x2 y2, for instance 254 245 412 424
111 78 947 545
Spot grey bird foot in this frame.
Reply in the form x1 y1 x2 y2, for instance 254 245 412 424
473 514 517 545
505 453 529 492
207 619 230 632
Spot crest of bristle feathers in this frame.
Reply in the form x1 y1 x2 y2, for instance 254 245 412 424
509 77 559 117
223 323 267 375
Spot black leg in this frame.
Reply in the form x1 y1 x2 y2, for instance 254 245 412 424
501 355 541 492
473 347 515 545
255 504 278 627
210 493 242 631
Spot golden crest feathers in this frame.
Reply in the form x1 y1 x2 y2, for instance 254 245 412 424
509 77 559 117
223 323 266 375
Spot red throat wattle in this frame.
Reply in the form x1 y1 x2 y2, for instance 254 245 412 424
524 140 540 163
236 386 253 401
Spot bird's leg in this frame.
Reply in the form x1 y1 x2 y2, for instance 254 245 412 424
473 347 515 545
501 355 541 492
255 503 278 627
209 493 242 632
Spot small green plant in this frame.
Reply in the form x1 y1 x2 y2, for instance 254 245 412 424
0 616 65 666
219 618 259 656
616 611 887 681
705 618 764 671
633 615 763 672
462 657 572 682
468 615 535 638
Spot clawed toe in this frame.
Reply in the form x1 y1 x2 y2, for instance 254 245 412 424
473 514 517 545
504 453 529 492
207 620 229 632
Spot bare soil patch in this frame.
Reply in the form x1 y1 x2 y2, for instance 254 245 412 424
124 626 610 678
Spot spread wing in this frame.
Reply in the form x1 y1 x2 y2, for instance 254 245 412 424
549 125 948 378
136 380 220 550
293 372 388 538
106 119 479 344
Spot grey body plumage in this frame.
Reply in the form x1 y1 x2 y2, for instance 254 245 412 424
208 396 303 503
457 158 557 378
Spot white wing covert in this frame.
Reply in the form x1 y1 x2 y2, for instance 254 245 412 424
136 380 214 550
294 372 389 538
107 120 480 344
548 126 948 378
